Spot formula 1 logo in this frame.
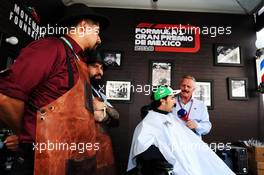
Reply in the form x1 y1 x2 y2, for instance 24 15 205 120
134 23 200 53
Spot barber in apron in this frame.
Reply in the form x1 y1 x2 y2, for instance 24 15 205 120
0 4 110 175
87 51 119 174
34 4 112 175
34 42 97 174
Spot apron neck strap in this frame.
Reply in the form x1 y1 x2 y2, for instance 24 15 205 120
60 36 80 61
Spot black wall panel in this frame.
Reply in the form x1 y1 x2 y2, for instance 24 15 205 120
0 2 262 173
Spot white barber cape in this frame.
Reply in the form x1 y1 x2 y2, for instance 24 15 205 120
127 110 235 175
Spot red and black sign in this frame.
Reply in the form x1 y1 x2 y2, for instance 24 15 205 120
134 23 200 53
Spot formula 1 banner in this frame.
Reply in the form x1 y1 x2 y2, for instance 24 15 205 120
134 23 200 53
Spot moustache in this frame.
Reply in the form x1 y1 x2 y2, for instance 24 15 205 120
182 90 189 93
90 76 103 87
93 74 102 78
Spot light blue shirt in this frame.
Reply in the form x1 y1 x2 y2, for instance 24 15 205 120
172 94 212 136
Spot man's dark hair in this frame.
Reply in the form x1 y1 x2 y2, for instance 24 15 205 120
85 50 107 70
140 105 152 119
150 91 169 109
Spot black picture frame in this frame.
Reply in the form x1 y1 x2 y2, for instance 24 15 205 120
227 77 248 100
150 61 173 87
105 80 132 102
193 80 214 110
214 44 243 66
102 51 122 68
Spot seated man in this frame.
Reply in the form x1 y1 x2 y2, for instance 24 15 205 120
127 86 235 175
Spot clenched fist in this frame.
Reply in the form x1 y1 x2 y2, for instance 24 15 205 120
186 120 198 130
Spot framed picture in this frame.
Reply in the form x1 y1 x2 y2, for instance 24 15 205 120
214 44 242 66
102 51 122 68
193 80 214 109
105 80 131 101
227 77 248 100
150 61 172 87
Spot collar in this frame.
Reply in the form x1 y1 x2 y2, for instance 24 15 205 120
150 110 172 126
177 94 194 105
153 108 169 115
64 35 84 58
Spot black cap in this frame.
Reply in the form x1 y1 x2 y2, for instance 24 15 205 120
85 50 107 68
58 3 110 30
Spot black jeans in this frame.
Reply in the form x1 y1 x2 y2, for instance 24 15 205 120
11 143 34 175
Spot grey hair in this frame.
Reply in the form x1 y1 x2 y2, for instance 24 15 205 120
181 75 196 82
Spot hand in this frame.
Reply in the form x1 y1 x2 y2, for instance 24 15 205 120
186 120 197 130
93 98 107 122
0 92 25 133
106 107 119 119
4 135 19 151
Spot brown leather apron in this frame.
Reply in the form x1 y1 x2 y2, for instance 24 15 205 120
95 123 116 175
34 59 97 175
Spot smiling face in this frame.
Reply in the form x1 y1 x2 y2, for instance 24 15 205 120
180 77 196 100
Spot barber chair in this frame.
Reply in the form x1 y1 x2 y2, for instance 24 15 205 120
127 145 174 175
